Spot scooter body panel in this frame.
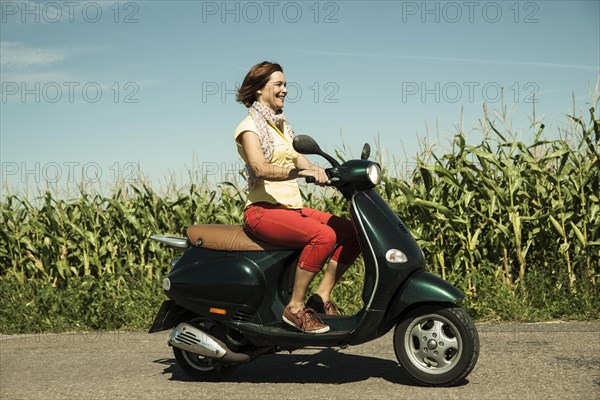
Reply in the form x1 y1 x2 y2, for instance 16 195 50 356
351 190 425 311
166 247 299 323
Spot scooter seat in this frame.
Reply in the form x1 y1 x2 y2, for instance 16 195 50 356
186 224 295 252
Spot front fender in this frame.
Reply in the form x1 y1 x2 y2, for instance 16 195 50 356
383 271 464 330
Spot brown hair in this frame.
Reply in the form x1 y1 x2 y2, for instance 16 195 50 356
236 61 283 108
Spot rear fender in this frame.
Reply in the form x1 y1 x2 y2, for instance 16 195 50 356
148 300 196 333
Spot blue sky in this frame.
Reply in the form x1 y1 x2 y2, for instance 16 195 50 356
1 0 599 195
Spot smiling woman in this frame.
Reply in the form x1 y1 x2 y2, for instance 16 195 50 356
232 61 362 334
235 61 287 109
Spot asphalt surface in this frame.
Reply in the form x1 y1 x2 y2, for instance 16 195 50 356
1 322 599 400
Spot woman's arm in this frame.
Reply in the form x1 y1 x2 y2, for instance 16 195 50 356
239 131 321 182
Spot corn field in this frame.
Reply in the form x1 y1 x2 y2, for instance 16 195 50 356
1 103 598 333
386 104 599 316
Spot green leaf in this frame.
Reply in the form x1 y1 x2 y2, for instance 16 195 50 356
414 199 453 216
569 222 586 246
548 216 565 237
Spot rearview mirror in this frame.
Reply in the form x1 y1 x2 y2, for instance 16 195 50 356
293 135 340 167
361 143 371 160
293 135 322 154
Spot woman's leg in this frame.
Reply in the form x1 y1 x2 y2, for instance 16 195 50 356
244 204 337 311
313 259 351 303
299 207 362 303
289 267 317 313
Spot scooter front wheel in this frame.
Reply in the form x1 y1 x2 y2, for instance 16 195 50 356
393 304 479 386
173 347 237 382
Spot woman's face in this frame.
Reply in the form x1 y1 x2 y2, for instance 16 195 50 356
257 71 287 112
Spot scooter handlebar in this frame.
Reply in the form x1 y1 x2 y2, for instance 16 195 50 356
304 169 339 185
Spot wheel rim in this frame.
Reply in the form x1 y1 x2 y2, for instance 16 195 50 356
181 350 218 372
403 313 463 375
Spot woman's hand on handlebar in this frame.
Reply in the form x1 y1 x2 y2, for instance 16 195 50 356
299 167 329 186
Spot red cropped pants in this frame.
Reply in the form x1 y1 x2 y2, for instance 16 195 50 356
243 203 361 272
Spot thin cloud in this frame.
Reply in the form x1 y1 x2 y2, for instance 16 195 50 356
0 42 70 69
0 42 112 70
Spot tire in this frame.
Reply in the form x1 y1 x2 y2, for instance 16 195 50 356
173 347 237 382
393 304 479 387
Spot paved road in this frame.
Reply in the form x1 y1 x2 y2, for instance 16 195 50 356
1 322 598 400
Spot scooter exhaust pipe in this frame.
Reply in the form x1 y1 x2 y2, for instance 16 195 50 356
168 323 250 363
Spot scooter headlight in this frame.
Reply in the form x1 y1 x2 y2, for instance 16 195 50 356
367 163 382 186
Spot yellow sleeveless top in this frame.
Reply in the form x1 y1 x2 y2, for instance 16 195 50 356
234 115 303 209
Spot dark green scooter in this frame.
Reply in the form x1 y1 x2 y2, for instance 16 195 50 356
149 135 479 386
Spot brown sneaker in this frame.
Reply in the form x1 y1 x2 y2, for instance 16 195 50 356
282 305 330 334
307 294 343 316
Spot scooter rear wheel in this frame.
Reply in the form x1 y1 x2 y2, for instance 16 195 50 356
393 304 479 386
172 319 237 381
173 347 237 381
